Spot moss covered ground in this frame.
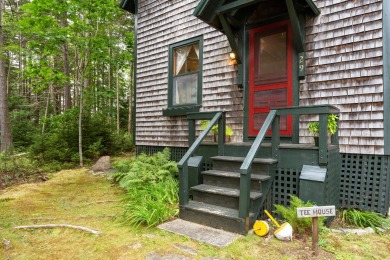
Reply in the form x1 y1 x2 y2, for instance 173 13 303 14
0 168 389 259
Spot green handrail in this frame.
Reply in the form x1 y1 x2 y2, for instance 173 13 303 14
239 110 277 218
178 111 224 206
238 105 340 219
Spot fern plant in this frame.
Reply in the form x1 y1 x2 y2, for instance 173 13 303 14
274 195 326 235
113 148 179 227
113 147 178 189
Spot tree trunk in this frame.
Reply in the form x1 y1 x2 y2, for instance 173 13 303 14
62 41 72 110
61 13 71 110
0 0 13 152
116 68 120 133
78 85 83 167
41 90 50 134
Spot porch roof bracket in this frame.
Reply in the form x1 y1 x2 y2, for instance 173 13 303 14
304 0 321 16
217 0 260 14
217 12 242 64
120 0 137 14
286 0 305 53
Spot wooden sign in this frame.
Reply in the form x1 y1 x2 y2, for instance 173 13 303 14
296 206 336 256
297 205 336 218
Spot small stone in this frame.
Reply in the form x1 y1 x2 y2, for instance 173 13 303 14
130 243 142 249
146 253 192 260
143 234 156 239
339 228 375 235
173 244 198 255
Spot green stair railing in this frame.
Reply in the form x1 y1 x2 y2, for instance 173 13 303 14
239 105 340 219
178 111 225 206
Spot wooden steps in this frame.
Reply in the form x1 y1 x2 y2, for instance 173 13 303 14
180 155 277 234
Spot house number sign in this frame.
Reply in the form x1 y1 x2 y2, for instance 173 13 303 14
298 52 305 79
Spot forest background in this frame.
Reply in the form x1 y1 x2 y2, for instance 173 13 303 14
0 0 134 172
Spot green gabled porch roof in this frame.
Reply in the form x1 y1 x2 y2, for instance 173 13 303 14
193 0 320 33
194 0 320 64
120 0 136 14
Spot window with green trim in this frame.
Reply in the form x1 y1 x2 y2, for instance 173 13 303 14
163 36 203 116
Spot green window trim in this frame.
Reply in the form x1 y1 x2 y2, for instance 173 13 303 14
163 36 203 116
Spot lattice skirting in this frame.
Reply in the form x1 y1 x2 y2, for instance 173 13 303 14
135 145 390 215
136 145 187 162
272 154 389 215
340 154 390 215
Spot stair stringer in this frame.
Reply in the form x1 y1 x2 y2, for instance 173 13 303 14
249 162 277 223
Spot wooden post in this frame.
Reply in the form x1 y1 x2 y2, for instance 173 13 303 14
312 216 319 256
297 206 335 256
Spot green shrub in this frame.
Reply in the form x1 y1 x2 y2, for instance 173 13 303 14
0 152 42 187
341 208 390 232
122 177 178 227
114 148 178 187
10 110 38 150
113 148 179 227
29 108 134 165
274 195 326 235
111 157 134 173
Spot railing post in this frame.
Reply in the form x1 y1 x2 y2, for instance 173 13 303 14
331 116 339 145
178 112 223 206
271 114 280 160
319 114 328 165
178 162 189 206
239 166 251 218
218 113 225 155
188 119 196 147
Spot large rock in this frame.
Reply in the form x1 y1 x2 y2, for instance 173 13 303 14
91 156 111 173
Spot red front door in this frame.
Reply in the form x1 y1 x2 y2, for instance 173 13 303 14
249 21 293 136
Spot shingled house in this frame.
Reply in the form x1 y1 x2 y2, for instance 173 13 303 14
120 0 390 234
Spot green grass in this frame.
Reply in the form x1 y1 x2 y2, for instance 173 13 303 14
341 208 390 232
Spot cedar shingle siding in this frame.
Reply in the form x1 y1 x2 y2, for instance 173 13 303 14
300 0 384 154
135 0 385 155
136 0 241 147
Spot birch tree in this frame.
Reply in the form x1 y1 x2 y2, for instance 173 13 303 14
0 0 13 152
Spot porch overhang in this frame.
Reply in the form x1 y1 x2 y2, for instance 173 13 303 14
193 0 320 63
120 0 137 14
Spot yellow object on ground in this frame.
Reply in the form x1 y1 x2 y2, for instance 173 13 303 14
264 210 293 241
253 220 269 236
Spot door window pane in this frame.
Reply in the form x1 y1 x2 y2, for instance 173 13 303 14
254 88 287 108
254 29 287 85
253 113 287 131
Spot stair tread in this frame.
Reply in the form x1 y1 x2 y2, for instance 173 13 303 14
191 184 262 199
183 201 254 219
202 170 271 181
211 156 277 165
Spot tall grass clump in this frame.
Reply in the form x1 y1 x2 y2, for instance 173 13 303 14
113 148 179 227
341 208 390 232
274 195 326 236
